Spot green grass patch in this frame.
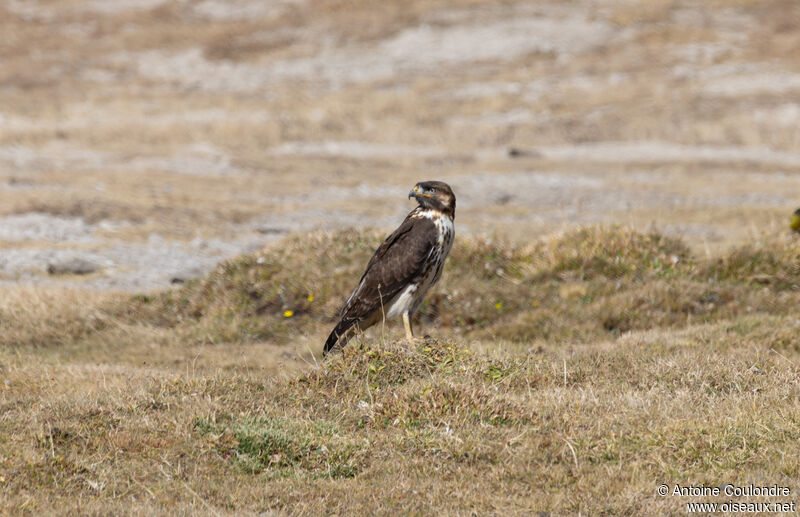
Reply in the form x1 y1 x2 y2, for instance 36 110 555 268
193 415 363 479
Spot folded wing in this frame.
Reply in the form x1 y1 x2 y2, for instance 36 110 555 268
339 215 437 322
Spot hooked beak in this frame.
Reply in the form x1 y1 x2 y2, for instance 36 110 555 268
409 185 430 199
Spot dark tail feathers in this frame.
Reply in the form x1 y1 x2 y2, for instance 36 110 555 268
323 318 358 355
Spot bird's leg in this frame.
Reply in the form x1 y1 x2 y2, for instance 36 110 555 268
402 311 414 340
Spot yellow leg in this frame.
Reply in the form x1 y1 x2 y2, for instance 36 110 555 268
402 312 414 339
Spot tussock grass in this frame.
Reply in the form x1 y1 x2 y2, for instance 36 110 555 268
2 227 800 514
126 226 800 346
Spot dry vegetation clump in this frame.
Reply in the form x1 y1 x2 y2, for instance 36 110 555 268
127 231 387 343
700 241 800 288
522 226 694 281
124 226 800 346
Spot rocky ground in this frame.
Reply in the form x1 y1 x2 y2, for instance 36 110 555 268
1 0 799 290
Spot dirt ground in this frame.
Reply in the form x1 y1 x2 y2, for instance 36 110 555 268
1 0 799 290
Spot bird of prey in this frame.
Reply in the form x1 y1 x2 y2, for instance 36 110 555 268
791 208 800 233
323 181 456 355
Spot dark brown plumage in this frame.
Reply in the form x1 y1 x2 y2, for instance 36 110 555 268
324 181 456 355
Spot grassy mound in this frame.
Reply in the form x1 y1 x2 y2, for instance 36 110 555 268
127 226 800 347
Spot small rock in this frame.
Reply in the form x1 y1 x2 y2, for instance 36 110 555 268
507 147 541 158
495 193 514 205
47 258 100 275
256 226 286 235
170 266 205 284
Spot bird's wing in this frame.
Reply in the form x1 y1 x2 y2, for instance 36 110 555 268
339 215 437 321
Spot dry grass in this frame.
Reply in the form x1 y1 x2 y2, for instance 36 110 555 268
3 0 800 513
2 227 799 515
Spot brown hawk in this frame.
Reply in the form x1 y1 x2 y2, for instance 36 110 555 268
323 181 456 355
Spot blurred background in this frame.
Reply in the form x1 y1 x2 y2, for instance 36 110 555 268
1 0 798 291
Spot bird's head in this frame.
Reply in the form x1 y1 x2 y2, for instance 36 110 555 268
409 180 456 218
791 208 800 233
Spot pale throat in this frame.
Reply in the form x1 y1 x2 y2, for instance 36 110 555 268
412 207 453 220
